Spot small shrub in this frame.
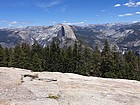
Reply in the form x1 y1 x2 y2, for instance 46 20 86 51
48 94 60 99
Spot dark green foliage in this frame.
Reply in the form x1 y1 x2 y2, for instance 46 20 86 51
124 50 139 80
12 44 22 68
64 46 74 73
81 46 92 76
48 41 61 72
72 41 79 73
0 45 4 66
0 40 140 81
100 40 115 78
42 46 50 71
31 53 42 72
3 48 10 67
3 47 14 67
90 46 101 76
8 48 14 67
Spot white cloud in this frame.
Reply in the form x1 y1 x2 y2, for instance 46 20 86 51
63 21 85 25
63 21 67 23
35 0 65 13
114 4 121 7
118 13 133 17
52 21 56 24
119 11 140 17
136 12 140 14
8 24 12 27
47 0 61 7
123 1 140 7
49 21 85 25
7 21 18 27
36 0 61 9
136 2 140 6
49 21 57 24
123 1 135 7
0 20 18 26
133 21 140 23
9 21 18 25
0 20 32 28
0 20 7 23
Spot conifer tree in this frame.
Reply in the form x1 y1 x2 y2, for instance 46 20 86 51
31 53 42 72
78 46 91 76
31 41 43 58
0 45 4 66
3 48 10 67
8 48 13 67
42 46 50 71
124 50 139 80
76 42 83 74
21 43 32 69
18 48 28 69
12 44 21 68
73 41 79 73
100 40 116 78
91 46 101 76
65 46 74 73
49 41 61 72
58 49 65 72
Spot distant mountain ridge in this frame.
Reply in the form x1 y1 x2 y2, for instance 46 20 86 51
0 24 77 48
0 22 140 52
72 22 140 51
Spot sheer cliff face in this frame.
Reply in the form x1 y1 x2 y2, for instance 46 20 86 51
60 24 76 40
57 24 77 47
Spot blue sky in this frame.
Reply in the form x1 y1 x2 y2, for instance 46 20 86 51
0 0 140 27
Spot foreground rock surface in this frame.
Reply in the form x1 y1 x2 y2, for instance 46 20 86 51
0 67 140 105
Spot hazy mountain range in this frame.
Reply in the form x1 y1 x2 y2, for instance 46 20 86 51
0 22 140 52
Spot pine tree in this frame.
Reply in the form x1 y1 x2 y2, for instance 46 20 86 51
137 57 140 80
58 49 65 72
72 41 79 73
31 53 42 72
42 46 50 71
124 50 139 80
31 41 43 58
65 46 74 73
76 42 83 74
49 41 61 72
8 48 13 67
0 45 4 66
18 48 28 69
21 43 32 69
3 48 10 67
111 45 119 78
100 40 116 78
90 46 101 76
78 46 92 76
13 44 24 68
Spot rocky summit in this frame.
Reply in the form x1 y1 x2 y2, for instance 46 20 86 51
0 67 140 105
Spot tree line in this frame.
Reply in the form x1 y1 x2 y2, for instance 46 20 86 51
0 40 140 81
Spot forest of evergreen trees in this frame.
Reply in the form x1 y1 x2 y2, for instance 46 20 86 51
0 40 140 81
